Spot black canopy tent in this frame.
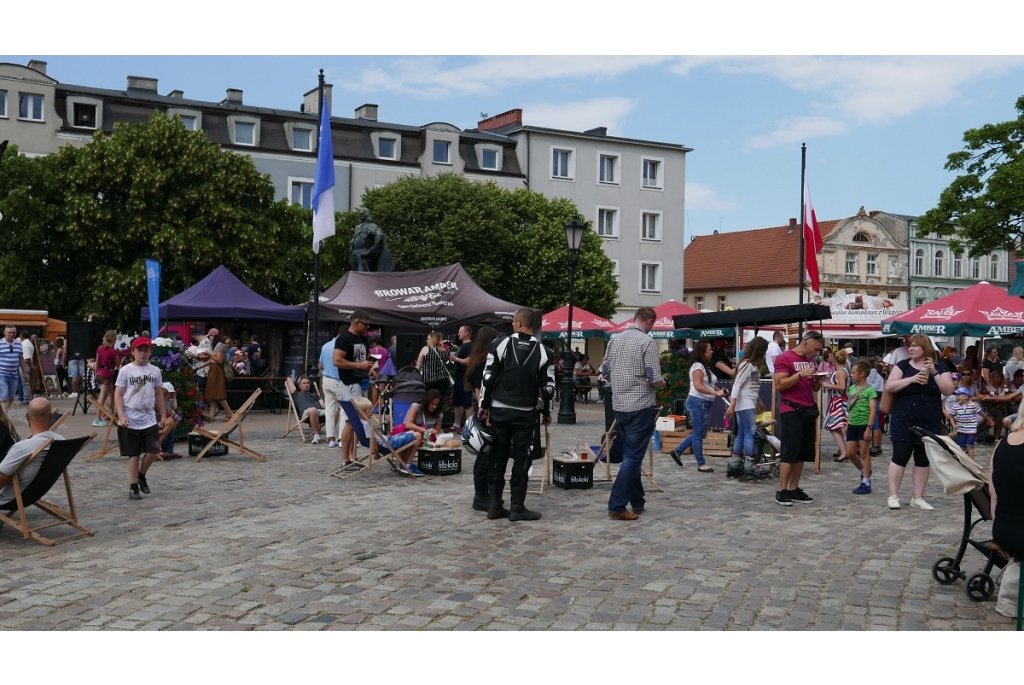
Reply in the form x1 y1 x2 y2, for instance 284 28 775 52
672 303 832 332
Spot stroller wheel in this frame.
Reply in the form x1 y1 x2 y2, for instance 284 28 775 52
932 557 960 585
964 572 995 602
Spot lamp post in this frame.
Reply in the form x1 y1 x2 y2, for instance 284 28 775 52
557 213 587 425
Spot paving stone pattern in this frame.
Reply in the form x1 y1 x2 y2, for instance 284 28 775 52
0 402 1015 630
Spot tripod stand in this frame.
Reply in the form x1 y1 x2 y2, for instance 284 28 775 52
71 371 94 416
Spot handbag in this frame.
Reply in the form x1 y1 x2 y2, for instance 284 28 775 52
223 357 235 384
782 397 818 419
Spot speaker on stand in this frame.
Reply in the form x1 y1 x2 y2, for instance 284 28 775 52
394 334 426 371
67 321 104 415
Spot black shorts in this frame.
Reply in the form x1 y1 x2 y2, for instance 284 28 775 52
846 424 869 443
451 379 474 410
778 411 816 464
118 424 161 457
891 441 929 468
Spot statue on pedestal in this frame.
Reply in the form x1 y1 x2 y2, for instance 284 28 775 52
349 208 395 272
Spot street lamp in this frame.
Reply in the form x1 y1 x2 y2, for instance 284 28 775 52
557 213 587 425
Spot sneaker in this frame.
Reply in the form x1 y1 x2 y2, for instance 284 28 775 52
311 434 321 444
910 496 934 511
788 487 814 504
887 495 901 509
328 439 339 448
406 463 425 477
869 446 882 456
775 490 793 506
91 419 106 427
128 486 142 500
68 392 78 399
137 473 150 495
852 482 872 495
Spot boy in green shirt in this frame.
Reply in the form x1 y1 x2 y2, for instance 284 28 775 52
844 360 878 495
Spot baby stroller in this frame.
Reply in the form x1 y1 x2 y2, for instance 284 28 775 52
914 427 1008 602
723 399 777 481
387 366 425 433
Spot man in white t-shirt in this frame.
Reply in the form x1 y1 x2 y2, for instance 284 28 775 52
20 330 35 401
114 337 166 501
0 398 61 508
766 331 784 375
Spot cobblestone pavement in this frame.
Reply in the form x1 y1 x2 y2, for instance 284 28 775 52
0 401 1015 630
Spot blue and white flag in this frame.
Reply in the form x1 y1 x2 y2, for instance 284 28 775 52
312 97 335 253
145 259 161 337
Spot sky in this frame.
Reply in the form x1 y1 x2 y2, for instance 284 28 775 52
7 5 1024 243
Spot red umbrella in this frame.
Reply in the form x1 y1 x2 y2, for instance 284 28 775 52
541 305 615 340
882 281 1024 337
605 299 700 338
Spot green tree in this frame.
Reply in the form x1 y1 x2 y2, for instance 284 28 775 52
359 173 618 317
919 95 1024 256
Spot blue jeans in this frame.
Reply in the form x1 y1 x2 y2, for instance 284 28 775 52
732 408 757 457
608 405 659 513
677 396 712 467
161 431 176 454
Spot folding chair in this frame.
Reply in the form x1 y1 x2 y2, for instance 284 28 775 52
0 434 96 546
49 409 70 432
330 400 419 480
282 377 317 443
84 396 119 462
528 425 551 495
193 389 265 462
590 420 663 492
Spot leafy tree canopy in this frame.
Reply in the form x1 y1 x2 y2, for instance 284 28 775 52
919 95 1024 256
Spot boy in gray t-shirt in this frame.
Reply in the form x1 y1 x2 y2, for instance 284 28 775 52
114 337 166 500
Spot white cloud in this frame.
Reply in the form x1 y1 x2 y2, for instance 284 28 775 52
672 56 1024 148
685 182 740 212
342 56 670 98
525 98 638 136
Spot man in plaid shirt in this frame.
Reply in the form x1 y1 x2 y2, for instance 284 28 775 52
604 307 666 521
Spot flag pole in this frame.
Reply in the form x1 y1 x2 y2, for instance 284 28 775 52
310 69 325 377
798 142 807 338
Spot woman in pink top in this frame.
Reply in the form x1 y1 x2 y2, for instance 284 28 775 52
93 329 119 427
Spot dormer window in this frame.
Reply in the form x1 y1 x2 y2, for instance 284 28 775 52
292 127 312 152
168 108 201 132
482 149 498 170
67 95 104 131
235 122 254 145
433 140 451 164
73 103 96 128
18 93 43 121
853 232 870 243
379 138 396 159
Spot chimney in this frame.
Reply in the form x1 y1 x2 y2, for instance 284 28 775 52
478 108 522 132
127 76 159 93
27 60 47 75
222 88 243 105
788 218 797 233
354 103 378 121
584 126 608 137
168 90 184 99
302 84 333 115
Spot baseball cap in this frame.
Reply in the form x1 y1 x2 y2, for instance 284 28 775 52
207 328 220 336
161 382 176 394
132 337 152 349
954 387 971 397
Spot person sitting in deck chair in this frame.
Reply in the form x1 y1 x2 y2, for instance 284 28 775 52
292 376 326 444
352 397 424 476
0 398 62 508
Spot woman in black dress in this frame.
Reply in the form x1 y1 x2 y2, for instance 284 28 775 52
884 334 954 511
991 402 1024 560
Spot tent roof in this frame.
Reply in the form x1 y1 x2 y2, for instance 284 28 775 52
881 281 1024 337
141 265 305 323
606 300 700 336
541 305 615 339
317 263 526 331
673 303 832 330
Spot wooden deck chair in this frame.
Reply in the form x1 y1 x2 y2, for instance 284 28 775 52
0 434 96 546
330 400 419 480
84 397 119 462
590 420 663 492
282 377 315 443
193 388 264 462
528 425 550 495
49 409 70 432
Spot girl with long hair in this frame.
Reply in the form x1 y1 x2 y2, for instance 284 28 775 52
93 329 118 427
417 331 451 402
671 339 726 472
821 348 850 461
201 328 234 423
725 336 769 479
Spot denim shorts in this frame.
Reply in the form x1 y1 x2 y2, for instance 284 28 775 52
388 431 417 451
0 375 18 402
956 432 976 449
67 359 85 378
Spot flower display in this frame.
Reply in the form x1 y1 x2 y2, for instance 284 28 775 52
150 338 207 429
656 349 691 416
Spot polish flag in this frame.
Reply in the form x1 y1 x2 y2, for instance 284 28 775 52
803 176 824 293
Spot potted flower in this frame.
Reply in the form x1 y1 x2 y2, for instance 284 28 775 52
150 337 207 436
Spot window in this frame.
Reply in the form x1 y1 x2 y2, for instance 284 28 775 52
718 296 727 311
641 212 661 241
934 250 944 277
991 253 1000 281
823 291 835 299
914 249 925 276
234 121 255 145
290 180 313 210
552 148 573 179
640 262 662 293
433 140 450 164
180 115 197 131
845 252 858 275
953 253 962 278
292 127 313 152
853 232 871 243
695 296 704 310
481 149 498 170
377 138 395 159
915 297 925 308
0 90 6 118
866 254 878 276
642 157 662 188
169 108 201 132
598 153 618 184
971 256 981 280
72 102 96 129
596 208 618 238
18 93 43 121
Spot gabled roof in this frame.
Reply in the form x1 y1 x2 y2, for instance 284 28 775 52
684 220 840 291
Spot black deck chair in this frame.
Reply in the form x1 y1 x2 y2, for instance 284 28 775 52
0 434 95 546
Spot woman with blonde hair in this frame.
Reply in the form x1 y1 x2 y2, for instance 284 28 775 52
1003 347 1024 381
93 329 119 427
884 334 954 510
417 331 451 402
822 348 850 461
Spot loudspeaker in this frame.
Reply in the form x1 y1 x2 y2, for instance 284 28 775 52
67 321 104 360
395 334 426 370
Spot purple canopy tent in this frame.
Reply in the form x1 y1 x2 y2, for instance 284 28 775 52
317 264 526 332
141 265 305 323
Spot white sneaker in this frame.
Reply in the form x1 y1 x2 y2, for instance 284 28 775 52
68 392 78 398
311 434 321 444
887 495 901 510
328 439 339 448
910 497 934 511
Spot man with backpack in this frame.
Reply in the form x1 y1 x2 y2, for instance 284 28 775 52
478 308 555 522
